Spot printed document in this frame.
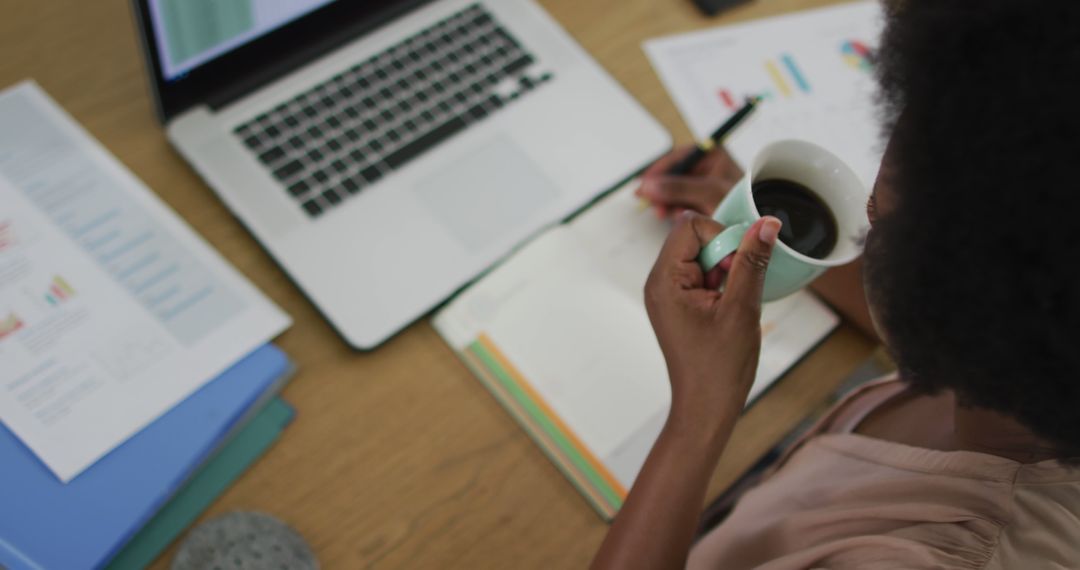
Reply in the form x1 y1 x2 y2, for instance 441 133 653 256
0 82 290 482
644 1 885 186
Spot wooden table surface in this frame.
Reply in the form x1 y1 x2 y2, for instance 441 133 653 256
0 0 876 567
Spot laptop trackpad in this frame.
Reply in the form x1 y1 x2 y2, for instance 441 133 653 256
413 137 559 251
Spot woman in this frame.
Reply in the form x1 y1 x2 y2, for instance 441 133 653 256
592 1 1080 568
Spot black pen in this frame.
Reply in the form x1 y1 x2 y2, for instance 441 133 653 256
667 96 762 175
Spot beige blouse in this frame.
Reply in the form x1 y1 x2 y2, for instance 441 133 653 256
688 378 1080 569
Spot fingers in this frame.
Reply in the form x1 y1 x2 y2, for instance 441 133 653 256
637 177 724 215
641 145 696 179
657 211 725 264
721 216 781 312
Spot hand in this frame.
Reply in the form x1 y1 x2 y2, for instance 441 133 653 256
634 145 745 220
644 212 781 432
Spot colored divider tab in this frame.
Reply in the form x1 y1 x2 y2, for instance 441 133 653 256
465 335 626 519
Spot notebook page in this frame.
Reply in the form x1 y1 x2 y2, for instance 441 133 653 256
434 182 839 494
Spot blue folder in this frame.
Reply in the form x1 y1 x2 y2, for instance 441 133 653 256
0 345 293 570
104 397 295 570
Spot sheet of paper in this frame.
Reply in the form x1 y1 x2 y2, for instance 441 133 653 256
434 181 838 489
0 82 290 482
644 1 885 187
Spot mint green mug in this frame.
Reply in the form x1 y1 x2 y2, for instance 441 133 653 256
699 140 870 302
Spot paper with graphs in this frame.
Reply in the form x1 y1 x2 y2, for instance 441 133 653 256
0 83 290 482
645 1 885 187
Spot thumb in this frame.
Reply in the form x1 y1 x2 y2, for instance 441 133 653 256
638 176 723 214
721 216 782 312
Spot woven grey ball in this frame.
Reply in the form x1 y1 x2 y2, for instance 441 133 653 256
172 512 317 570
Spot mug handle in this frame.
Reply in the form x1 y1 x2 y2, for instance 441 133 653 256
697 222 752 272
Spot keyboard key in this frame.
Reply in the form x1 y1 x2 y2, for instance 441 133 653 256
288 180 310 196
302 199 323 217
288 136 304 149
307 149 324 162
361 165 383 183
313 170 330 183
327 138 342 152
467 104 488 120
331 160 347 173
258 147 286 164
322 189 343 205
384 116 467 169
345 129 361 142
342 177 361 194
243 135 261 148
502 54 534 76
273 159 304 180
349 149 365 162
362 119 378 131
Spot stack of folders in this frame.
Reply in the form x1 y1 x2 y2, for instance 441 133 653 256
0 83 295 569
0 347 295 570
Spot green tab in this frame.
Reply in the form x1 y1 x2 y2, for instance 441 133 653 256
104 398 294 570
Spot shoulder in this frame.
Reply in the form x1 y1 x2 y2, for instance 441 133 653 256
984 473 1080 569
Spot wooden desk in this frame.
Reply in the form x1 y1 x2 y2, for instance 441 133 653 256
0 0 876 567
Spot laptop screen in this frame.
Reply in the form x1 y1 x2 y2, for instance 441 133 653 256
134 0 431 121
148 0 339 81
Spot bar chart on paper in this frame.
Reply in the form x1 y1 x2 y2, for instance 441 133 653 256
645 1 885 186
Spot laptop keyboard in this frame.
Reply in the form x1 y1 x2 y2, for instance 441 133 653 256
234 4 552 218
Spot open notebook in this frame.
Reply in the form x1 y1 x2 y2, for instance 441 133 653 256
433 181 839 519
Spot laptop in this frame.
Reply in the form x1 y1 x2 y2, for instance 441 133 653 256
132 0 670 349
